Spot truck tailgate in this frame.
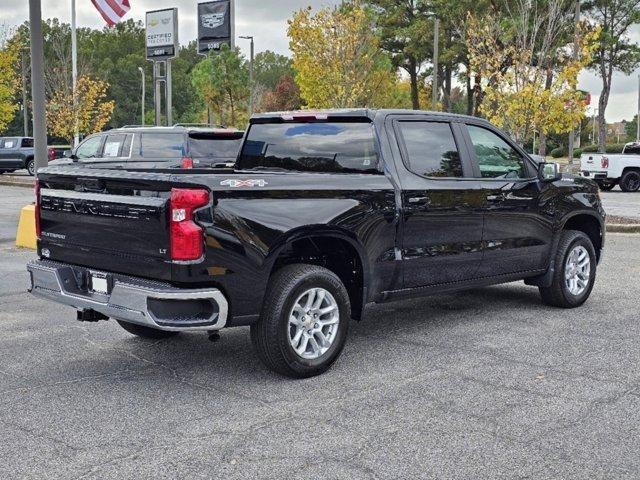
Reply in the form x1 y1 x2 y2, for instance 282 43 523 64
37 167 203 281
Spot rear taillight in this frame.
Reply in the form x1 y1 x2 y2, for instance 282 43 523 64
181 157 194 169
47 147 55 161
35 180 41 239
169 188 209 261
601 156 609 169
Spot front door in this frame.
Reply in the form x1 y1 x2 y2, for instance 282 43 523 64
463 123 553 277
392 117 485 288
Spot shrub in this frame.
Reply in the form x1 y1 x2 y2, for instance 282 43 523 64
550 147 566 158
580 143 626 153
573 148 582 158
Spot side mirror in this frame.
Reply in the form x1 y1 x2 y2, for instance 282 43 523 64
63 149 77 159
538 162 561 182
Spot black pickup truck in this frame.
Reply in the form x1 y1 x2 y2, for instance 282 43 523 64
27 109 605 377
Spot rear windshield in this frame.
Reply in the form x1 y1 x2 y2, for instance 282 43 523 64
188 134 243 158
134 133 185 158
238 122 380 173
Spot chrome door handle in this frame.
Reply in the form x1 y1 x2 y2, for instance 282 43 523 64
486 194 504 203
408 196 430 205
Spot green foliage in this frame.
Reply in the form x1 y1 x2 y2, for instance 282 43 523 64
550 147 567 158
253 51 294 90
581 143 627 153
192 45 249 128
573 148 583 158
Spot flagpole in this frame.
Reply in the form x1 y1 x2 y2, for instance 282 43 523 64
71 0 79 148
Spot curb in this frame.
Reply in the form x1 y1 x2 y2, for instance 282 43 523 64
0 177 34 188
606 224 640 234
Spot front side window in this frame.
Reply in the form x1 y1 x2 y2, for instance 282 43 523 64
238 122 379 173
75 135 103 159
467 125 527 179
2 138 18 149
137 133 184 158
397 121 463 178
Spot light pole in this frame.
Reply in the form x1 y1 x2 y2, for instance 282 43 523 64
239 35 254 116
432 18 439 111
138 67 145 126
636 74 639 142
28 0 47 173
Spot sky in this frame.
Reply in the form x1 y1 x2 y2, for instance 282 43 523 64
1 0 639 123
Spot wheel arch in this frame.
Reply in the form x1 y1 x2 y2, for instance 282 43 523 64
266 227 371 320
560 212 603 262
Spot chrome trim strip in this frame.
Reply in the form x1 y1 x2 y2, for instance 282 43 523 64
27 260 228 331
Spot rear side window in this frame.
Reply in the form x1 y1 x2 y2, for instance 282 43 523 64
397 121 462 178
103 134 128 157
136 133 185 158
188 134 243 158
238 122 379 173
21 138 34 148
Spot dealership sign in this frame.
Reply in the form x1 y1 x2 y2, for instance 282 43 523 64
145 8 178 59
197 0 233 54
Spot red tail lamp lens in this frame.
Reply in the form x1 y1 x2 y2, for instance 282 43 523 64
169 188 209 261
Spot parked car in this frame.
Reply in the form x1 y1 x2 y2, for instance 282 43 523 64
61 126 244 170
0 137 56 175
580 141 640 191
28 109 605 378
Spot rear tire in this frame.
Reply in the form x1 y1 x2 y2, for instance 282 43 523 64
25 158 35 176
596 180 616 191
620 170 640 192
116 320 179 339
539 230 596 308
250 264 350 378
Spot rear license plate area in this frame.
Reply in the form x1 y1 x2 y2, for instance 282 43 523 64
89 271 110 295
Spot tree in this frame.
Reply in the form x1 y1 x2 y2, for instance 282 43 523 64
288 3 396 109
191 45 250 127
0 35 19 132
466 8 599 144
46 75 114 143
260 74 302 112
365 0 432 109
253 51 294 90
584 0 640 152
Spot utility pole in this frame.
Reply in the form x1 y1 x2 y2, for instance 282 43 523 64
71 0 79 147
240 36 254 116
28 0 47 174
432 18 439 111
636 74 639 141
21 50 29 137
567 0 580 165
138 67 145 126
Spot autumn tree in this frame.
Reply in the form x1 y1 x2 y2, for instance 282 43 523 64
260 75 302 112
0 28 19 132
466 9 599 145
288 2 396 108
584 0 640 152
46 75 114 143
253 51 295 90
191 45 249 127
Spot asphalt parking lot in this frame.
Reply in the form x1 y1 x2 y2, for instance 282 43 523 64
1 184 640 478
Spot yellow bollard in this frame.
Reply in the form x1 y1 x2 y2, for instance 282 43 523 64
15 204 37 249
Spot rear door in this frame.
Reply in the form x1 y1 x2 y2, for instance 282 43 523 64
391 116 485 288
0 138 21 168
462 123 553 276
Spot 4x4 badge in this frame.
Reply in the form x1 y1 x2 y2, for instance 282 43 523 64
220 179 268 188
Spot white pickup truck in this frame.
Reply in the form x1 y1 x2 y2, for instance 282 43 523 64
580 142 640 191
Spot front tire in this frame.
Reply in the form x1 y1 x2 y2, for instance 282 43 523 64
539 230 597 308
251 264 350 378
116 320 179 339
620 170 640 192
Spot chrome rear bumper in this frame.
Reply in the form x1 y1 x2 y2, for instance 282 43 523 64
27 259 228 331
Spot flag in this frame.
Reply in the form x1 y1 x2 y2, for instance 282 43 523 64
91 0 131 26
